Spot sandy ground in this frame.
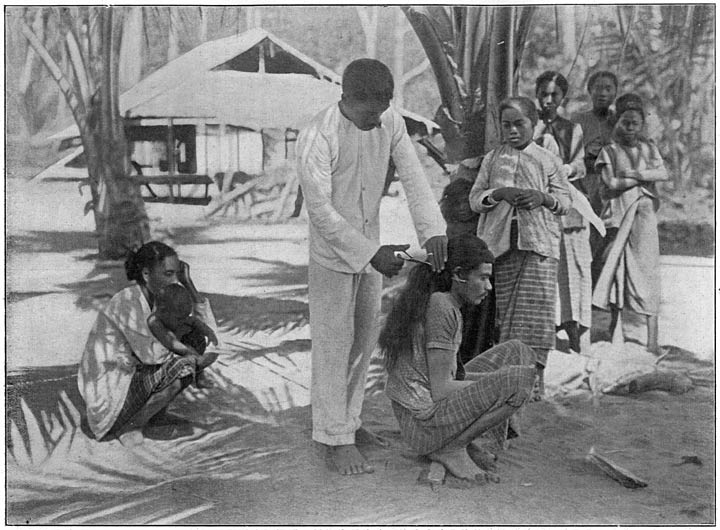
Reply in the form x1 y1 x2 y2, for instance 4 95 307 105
5 176 716 525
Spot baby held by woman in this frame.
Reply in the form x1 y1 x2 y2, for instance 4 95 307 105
147 283 219 386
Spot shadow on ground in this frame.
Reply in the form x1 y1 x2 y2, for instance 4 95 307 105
7 231 98 254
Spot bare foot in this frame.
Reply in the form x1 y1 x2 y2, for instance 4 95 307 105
118 429 144 447
428 446 489 483
328 444 374 475
467 440 498 473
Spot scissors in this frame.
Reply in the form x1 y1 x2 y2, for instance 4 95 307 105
394 248 432 266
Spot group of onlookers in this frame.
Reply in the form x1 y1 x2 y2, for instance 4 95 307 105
444 70 667 397
76 59 667 485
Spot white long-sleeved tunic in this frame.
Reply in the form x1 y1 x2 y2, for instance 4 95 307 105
297 103 446 273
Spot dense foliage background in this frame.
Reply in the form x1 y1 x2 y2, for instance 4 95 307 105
6 5 714 192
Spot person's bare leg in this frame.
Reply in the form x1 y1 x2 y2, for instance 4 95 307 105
428 403 516 482
647 314 660 355
609 306 624 345
566 321 581 353
194 351 219 388
326 444 374 475
531 365 545 402
117 379 185 446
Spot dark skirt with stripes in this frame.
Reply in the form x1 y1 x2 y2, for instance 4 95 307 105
494 249 558 366
391 340 536 455
105 356 196 439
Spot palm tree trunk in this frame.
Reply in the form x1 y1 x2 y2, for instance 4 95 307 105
168 7 180 61
23 8 150 259
119 6 143 91
198 7 208 43
356 7 379 58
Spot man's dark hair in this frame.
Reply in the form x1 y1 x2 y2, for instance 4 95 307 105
535 70 569 97
342 58 394 103
587 70 618 92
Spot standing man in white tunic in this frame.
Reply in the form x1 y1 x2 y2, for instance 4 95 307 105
297 59 448 475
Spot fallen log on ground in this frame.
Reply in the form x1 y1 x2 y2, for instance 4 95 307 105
602 369 693 396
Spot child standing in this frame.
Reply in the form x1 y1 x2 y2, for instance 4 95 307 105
571 71 619 213
592 93 668 354
571 71 620 284
469 97 570 398
534 71 603 353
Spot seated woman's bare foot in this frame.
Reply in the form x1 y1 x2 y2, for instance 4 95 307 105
467 440 498 473
328 444 374 475
118 429 144 447
428 446 490 483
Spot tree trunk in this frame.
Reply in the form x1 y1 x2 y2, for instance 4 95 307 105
23 8 150 259
356 6 379 58
478 6 515 156
168 7 180 61
18 9 44 134
198 6 208 43
556 6 577 63
246 7 262 29
392 9 406 108
119 6 143 91
93 9 150 258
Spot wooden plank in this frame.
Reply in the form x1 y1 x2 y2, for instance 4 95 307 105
126 117 211 127
197 122 208 177
143 196 211 206
586 446 648 489
130 174 213 186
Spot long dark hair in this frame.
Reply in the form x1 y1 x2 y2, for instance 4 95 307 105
379 235 494 370
125 241 177 285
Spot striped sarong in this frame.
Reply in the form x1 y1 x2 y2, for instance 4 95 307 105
494 249 558 366
557 227 592 328
391 340 536 455
105 356 196 439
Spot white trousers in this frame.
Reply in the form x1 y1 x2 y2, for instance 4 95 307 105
308 259 382 445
